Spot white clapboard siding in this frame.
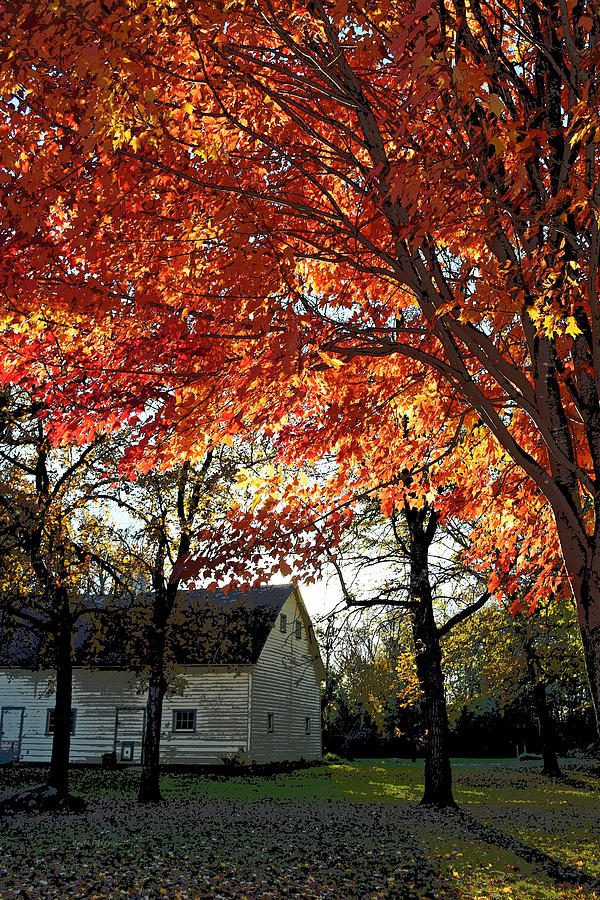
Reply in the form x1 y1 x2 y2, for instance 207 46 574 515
160 667 250 764
0 669 150 763
0 585 325 766
249 590 322 764
0 667 251 765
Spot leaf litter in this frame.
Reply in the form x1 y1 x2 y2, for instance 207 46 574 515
0 762 598 900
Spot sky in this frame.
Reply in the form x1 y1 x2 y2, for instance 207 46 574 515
293 575 342 623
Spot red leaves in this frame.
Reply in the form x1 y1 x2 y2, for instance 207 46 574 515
0 0 592 634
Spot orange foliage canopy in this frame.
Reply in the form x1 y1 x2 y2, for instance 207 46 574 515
0 1 599 715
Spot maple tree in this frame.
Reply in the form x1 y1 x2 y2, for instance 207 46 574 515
2 1 600 731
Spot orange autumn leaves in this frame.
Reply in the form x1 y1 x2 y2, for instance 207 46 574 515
0 0 597 607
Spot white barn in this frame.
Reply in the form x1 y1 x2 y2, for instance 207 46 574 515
0 585 324 766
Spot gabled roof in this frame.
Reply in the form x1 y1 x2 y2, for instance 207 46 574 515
0 584 297 669
168 585 295 666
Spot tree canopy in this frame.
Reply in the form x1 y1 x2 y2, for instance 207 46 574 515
2 1 600 723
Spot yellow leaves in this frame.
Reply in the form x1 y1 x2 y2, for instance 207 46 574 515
181 102 195 116
316 350 344 370
565 317 583 338
191 140 219 162
528 307 583 341
542 312 560 337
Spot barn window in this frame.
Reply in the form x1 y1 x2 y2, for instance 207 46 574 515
305 717 311 734
46 708 76 735
267 712 274 732
295 620 302 640
280 614 287 633
173 709 196 732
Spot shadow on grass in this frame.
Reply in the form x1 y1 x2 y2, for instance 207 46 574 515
455 807 600 891
553 773 600 791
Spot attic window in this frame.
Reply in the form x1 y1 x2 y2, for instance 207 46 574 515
173 709 196 732
267 712 274 732
280 614 287 633
295 620 302 640
46 709 76 735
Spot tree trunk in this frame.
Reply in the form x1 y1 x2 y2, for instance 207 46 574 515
137 584 172 805
532 680 562 777
136 460 206 803
411 599 455 807
48 590 73 799
576 606 600 740
405 504 456 808
554 525 600 740
138 675 167 804
520 638 563 777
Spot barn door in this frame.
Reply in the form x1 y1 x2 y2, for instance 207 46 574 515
114 707 146 763
0 707 25 761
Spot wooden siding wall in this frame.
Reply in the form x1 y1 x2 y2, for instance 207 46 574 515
249 592 322 763
0 667 250 765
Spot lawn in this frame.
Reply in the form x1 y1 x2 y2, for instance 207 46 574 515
0 759 598 899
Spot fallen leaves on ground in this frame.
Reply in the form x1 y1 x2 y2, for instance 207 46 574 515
0 762 598 899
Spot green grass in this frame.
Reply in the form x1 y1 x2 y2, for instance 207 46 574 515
0 759 599 899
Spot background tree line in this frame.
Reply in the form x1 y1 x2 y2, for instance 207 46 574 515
319 599 596 765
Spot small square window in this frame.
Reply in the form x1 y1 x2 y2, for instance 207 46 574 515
305 717 311 735
295 620 302 640
267 712 274 732
280 614 287 633
46 709 76 735
173 709 196 732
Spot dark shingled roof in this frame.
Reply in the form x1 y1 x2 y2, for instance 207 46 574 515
0 620 45 669
0 584 295 669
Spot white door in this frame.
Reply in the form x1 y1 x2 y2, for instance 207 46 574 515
114 707 146 763
0 707 24 761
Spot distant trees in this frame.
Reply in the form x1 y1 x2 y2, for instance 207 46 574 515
444 598 596 767
319 610 423 760
323 593 596 768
